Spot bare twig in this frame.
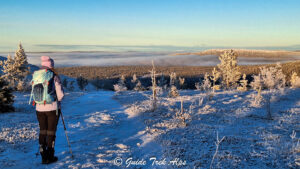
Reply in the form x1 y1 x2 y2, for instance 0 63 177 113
210 132 225 169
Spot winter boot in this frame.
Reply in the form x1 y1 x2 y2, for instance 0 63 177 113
47 147 58 164
39 145 48 164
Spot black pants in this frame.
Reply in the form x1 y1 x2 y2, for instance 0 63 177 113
36 110 61 148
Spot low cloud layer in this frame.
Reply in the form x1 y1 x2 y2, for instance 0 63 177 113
1 51 299 67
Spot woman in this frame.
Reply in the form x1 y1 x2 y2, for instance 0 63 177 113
35 56 64 164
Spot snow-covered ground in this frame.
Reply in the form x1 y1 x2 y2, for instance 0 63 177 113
1 88 299 168
0 91 162 169
114 89 300 168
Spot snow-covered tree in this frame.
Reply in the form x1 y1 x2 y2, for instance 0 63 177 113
290 72 300 88
0 43 29 90
210 67 220 92
131 74 137 83
251 73 263 91
133 80 145 91
16 80 25 91
130 74 138 89
201 73 211 91
0 54 17 88
237 74 248 92
169 72 178 87
217 50 241 88
114 75 127 92
168 85 179 97
14 42 29 82
0 77 14 113
150 60 158 111
179 77 185 89
259 63 286 89
195 82 201 90
168 71 179 97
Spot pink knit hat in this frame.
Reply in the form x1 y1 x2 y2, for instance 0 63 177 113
41 56 54 68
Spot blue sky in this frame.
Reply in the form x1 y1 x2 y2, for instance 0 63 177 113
0 0 300 51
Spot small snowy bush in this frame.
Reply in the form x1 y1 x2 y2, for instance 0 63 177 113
201 73 211 91
179 77 185 89
168 85 179 97
114 75 127 92
169 72 179 88
210 67 221 92
250 87 263 107
175 99 191 127
133 80 145 91
237 74 248 92
290 72 300 88
130 73 138 89
16 80 30 92
195 82 201 90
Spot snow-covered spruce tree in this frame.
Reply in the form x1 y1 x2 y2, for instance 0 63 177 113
237 74 248 92
217 50 241 89
114 75 127 92
77 75 88 90
0 76 14 113
201 73 211 91
13 42 29 86
259 63 286 89
0 54 17 88
290 72 300 88
210 67 221 92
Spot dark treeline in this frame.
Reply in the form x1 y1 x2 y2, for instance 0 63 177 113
57 61 300 91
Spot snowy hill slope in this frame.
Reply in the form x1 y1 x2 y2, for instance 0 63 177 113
0 88 299 168
114 89 300 168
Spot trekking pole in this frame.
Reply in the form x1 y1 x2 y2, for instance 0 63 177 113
57 102 74 159
60 111 74 159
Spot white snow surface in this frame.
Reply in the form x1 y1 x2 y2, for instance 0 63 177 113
1 88 300 168
0 91 162 169
114 89 300 168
